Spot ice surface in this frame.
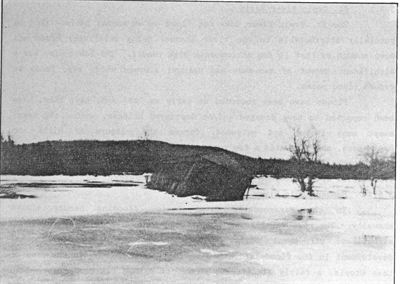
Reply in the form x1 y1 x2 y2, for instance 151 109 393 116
0 175 394 221
0 175 394 283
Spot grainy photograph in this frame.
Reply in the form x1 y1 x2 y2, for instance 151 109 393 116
0 1 396 283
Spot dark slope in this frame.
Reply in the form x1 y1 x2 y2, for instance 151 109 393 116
0 139 393 179
0 140 258 176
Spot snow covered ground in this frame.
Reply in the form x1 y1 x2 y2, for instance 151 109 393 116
0 175 395 283
0 175 195 221
0 175 394 221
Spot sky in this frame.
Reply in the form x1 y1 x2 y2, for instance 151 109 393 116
2 1 397 164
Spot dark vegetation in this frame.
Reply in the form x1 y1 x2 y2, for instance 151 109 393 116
0 137 395 180
0 185 37 199
0 192 36 199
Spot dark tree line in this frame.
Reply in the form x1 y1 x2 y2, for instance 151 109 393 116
1 136 394 180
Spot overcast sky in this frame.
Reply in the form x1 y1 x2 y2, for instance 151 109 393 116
2 1 396 163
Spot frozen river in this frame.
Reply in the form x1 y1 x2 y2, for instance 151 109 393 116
0 175 394 283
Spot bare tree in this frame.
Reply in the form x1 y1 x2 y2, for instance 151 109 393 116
140 129 150 141
360 146 388 195
143 130 150 141
287 127 321 197
1 133 15 147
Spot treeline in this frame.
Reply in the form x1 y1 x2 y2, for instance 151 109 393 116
0 138 395 180
257 158 394 180
0 139 256 176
